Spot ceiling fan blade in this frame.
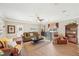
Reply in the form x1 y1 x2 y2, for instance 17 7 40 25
37 16 40 19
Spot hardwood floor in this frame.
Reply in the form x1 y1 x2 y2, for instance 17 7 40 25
21 40 78 56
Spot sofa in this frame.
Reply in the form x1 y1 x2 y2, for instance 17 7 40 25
22 32 43 42
0 37 22 56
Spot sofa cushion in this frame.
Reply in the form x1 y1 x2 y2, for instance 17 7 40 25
15 45 22 53
0 37 9 42
7 41 17 48
0 41 4 48
30 33 33 36
0 37 11 48
0 40 6 48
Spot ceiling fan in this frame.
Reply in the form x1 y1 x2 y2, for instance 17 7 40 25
29 14 44 22
36 16 44 22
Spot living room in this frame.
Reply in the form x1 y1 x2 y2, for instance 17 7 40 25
0 3 79 56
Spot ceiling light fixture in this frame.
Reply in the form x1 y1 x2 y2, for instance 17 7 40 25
37 16 44 22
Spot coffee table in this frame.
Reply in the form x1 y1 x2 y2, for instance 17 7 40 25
31 37 44 43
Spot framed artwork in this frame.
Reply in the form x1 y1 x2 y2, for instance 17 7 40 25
7 25 15 33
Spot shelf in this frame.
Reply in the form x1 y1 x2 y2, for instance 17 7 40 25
65 23 77 44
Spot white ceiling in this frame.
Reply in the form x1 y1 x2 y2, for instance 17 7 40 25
0 3 79 23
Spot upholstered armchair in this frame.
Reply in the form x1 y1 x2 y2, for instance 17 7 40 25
0 37 22 56
57 36 67 44
53 34 68 44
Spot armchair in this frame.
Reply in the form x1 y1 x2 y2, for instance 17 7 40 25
0 37 22 56
53 34 68 44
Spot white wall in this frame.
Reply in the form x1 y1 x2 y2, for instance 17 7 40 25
5 20 40 38
0 18 5 38
58 19 77 36
1 17 79 41
76 19 79 44
58 22 65 36
23 23 40 32
77 24 79 44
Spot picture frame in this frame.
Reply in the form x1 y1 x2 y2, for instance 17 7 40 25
7 25 15 34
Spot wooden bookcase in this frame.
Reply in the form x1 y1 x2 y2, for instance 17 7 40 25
65 23 78 44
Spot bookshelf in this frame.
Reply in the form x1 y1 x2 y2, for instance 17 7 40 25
65 23 78 44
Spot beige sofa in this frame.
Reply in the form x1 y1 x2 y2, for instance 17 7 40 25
22 32 41 42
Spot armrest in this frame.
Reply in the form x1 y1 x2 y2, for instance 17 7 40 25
1 48 11 52
14 45 22 53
